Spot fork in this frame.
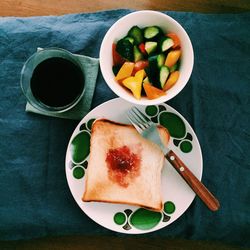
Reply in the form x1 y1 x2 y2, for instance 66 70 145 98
127 107 220 212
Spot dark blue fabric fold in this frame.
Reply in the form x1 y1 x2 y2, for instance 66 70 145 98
0 9 249 247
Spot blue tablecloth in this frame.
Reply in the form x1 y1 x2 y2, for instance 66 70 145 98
0 9 249 248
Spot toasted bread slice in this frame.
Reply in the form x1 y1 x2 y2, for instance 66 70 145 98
82 119 170 211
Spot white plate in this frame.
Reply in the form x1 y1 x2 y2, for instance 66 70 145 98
65 98 203 234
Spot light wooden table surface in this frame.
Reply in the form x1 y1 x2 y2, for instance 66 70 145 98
1 0 250 16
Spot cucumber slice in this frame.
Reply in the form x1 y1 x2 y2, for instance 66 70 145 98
128 26 144 45
143 76 150 84
112 65 121 75
144 26 162 40
124 36 134 44
159 66 170 88
169 60 180 72
148 54 165 68
157 53 166 68
133 45 144 62
148 55 158 69
148 55 160 88
145 41 157 55
116 38 134 61
160 37 174 52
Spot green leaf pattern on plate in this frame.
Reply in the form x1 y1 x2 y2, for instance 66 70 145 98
69 119 95 179
145 105 193 153
113 201 175 230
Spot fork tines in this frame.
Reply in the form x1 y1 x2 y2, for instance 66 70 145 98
131 107 152 123
127 107 153 132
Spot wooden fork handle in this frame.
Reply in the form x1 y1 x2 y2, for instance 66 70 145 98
165 150 220 212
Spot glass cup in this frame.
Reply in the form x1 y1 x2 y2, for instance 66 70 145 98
20 48 85 114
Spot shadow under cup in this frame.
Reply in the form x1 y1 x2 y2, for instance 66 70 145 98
21 48 85 113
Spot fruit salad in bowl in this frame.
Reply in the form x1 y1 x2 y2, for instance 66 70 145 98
100 10 194 105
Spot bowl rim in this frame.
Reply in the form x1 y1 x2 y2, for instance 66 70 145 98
99 10 194 105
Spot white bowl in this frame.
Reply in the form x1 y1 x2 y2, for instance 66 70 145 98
99 10 194 105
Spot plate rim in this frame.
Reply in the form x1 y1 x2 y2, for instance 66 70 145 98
65 97 203 234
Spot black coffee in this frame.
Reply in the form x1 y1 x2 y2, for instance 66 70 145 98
30 57 84 108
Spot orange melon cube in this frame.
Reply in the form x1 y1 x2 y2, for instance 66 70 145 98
143 83 166 100
163 71 180 91
115 62 135 81
165 50 181 68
